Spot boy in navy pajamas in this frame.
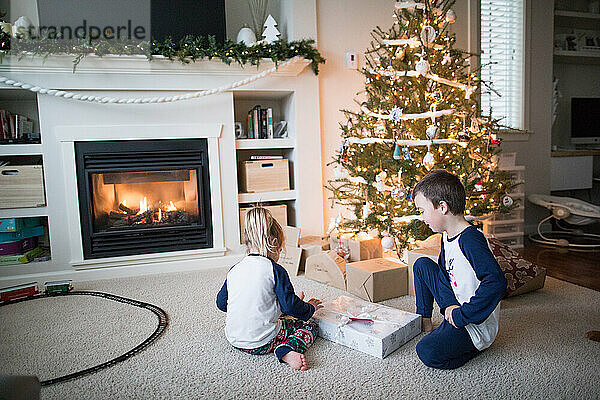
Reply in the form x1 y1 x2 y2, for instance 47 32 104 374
412 170 507 370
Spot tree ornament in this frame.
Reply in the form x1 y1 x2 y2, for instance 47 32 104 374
393 143 401 160
333 165 349 179
489 133 502 146
262 15 281 44
415 58 430 76
362 201 372 218
446 9 457 24
442 52 452 65
335 211 344 226
402 147 412 160
340 141 349 162
469 117 480 133
389 106 403 122
392 184 406 200
375 121 386 133
474 180 483 191
423 146 435 169
426 124 439 139
502 195 514 207
420 25 437 44
381 236 395 250
236 24 256 45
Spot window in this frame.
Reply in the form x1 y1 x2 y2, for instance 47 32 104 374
480 0 525 130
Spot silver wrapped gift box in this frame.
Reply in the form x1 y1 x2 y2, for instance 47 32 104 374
312 295 421 359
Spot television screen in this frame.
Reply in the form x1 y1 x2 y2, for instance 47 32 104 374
151 0 226 43
571 97 600 144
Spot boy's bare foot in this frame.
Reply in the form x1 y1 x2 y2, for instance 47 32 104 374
282 351 309 371
422 317 434 333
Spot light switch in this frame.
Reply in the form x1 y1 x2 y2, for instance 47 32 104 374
345 51 358 69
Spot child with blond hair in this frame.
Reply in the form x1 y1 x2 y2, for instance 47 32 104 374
216 207 322 370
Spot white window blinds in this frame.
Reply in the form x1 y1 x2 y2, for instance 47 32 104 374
480 0 525 129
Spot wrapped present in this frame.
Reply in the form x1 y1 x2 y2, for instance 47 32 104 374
346 258 408 302
313 295 421 358
329 232 382 262
305 250 346 290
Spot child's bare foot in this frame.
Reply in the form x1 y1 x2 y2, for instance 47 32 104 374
422 317 434 333
282 351 308 371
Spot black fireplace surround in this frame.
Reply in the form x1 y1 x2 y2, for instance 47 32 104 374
75 139 213 259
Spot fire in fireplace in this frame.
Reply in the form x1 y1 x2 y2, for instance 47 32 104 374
75 139 213 259
91 169 199 232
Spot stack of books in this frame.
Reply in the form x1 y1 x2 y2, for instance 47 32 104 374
0 110 38 144
0 217 49 265
247 105 274 139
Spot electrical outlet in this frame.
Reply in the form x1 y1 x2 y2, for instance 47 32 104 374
345 51 358 69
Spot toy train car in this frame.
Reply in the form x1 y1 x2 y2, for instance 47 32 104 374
44 280 73 294
0 280 73 302
0 282 38 302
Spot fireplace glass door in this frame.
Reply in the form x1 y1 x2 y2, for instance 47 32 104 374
91 169 201 233
75 139 212 259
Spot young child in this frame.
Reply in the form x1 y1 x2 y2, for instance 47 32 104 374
216 207 323 371
412 170 507 370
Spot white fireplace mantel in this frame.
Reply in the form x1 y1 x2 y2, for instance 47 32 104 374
0 55 324 286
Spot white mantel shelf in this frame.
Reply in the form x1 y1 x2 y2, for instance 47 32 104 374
0 54 312 77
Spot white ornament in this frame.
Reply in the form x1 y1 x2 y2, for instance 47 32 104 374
423 147 435 169
362 202 372 218
262 15 280 44
236 25 256 45
474 180 483 191
381 236 395 250
442 53 452 65
333 165 350 179
392 185 406 200
13 16 33 38
420 26 437 44
389 106 403 122
502 195 514 207
426 125 439 139
376 171 387 182
446 9 457 23
415 59 430 76
374 180 386 191
469 117 480 133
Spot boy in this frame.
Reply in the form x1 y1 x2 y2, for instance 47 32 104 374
412 170 507 370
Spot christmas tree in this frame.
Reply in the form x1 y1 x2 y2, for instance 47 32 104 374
326 0 516 253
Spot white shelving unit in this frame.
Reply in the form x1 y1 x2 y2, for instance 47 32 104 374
0 88 51 270
232 90 299 229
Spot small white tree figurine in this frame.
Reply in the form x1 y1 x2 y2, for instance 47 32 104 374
262 14 280 44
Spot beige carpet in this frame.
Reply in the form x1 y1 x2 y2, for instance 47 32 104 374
1 269 599 399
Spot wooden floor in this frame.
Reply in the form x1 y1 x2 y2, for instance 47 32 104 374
519 238 600 292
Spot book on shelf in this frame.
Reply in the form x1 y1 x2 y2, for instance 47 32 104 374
0 109 35 143
252 105 260 140
247 111 254 139
267 108 274 138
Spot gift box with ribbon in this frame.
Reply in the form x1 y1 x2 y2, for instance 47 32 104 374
312 295 421 358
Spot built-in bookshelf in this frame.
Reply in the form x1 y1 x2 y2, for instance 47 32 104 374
232 90 298 229
0 88 51 268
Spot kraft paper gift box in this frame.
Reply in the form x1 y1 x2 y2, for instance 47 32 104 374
305 250 346 290
346 258 408 302
312 295 421 359
329 232 382 262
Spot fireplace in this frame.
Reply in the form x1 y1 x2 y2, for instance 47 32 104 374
75 139 213 259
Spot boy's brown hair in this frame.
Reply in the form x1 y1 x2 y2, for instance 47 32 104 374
243 207 285 257
413 169 466 215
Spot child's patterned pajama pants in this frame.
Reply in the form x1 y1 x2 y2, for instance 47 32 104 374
236 318 318 361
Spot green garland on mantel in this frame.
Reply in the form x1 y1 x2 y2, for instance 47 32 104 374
0 34 326 74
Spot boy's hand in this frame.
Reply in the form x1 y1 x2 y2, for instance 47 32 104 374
298 291 305 301
307 298 323 311
445 305 460 328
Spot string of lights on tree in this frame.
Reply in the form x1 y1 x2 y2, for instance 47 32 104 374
326 0 519 254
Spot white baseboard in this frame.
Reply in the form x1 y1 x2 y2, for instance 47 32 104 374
0 253 244 289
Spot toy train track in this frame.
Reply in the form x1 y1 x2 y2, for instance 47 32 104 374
0 289 169 387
